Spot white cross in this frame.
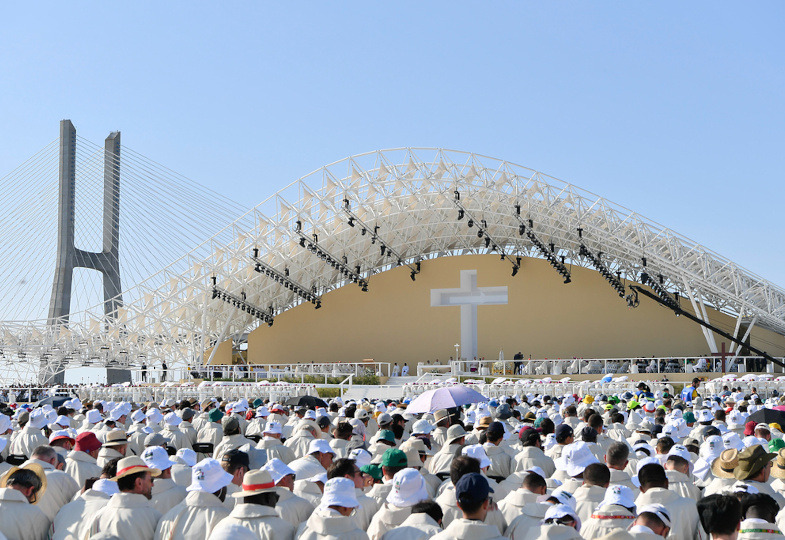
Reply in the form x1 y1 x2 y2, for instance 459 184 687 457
431 269 508 360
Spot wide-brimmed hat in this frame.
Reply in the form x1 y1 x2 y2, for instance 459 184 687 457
770 449 785 479
387 468 429 507
103 429 128 447
0 462 48 501
232 469 278 498
734 445 776 481
446 424 467 444
187 458 233 493
114 456 161 480
321 477 359 509
433 409 449 423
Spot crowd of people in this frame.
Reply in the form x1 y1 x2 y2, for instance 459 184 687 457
1 377 785 538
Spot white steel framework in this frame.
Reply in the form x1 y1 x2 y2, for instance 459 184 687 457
1 148 784 383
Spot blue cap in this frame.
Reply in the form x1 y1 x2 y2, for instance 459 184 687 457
554 423 574 442
455 472 493 506
489 400 499 407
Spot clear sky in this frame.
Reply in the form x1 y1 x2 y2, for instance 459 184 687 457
2 3 784 286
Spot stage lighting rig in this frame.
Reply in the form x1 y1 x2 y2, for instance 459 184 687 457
250 248 321 309
576 228 627 300
294 220 369 291
210 276 274 326
516 216 570 283
452 190 521 277
342 198 422 281
637 260 680 312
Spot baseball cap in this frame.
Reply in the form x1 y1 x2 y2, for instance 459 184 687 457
455 472 493 506
411 419 434 435
556 441 599 477
74 432 102 453
381 448 408 468
308 439 335 456
349 448 373 468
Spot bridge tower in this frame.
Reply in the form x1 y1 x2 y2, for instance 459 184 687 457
44 120 128 384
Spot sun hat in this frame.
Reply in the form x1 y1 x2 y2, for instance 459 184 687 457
262 421 282 436
355 409 369 420
0 462 48 498
349 448 373 468
544 503 581 530
208 408 224 423
232 399 249 413
401 444 423 468
103 429 128 447
446 424 467 444
255 406 270 418
187 458 233 493
92 478 119 496
411 419 434 435
49 429 75 445
381 448 408 468
666 445 693 474
734 445 776 481
387 468 429 507
599 485 636 511
308 439 335 456
378 430 395 444
556 441 599 477
769 449 785 480
683 411 696 424
638 504 671 528
74 432 102 453
321 477 360 509
145 408 163 425
433 409 449 423
723 432 745 451
164 412 182 427
231 469 277 498
260 458 296 485
142 446 176 471
461 444 491 468
130 410 146 423
51 415 71 429
377 413 393 426
114 456 161 480
711 449 740 479
455 472 493 507
176 448 197 467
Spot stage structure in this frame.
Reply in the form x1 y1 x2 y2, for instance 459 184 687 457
1 141 785 383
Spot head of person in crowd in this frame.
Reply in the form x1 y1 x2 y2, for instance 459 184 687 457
333 422 354 441
411 500 443 527
433 409 450 429
734 445 776 482
450 455 481 487
380 448 407 481
74 431 102 458
1 463 47 503
605 441 629 471
582 462 610 488
309 439 336 470
697 494 741 540
327 458 363 489
542 504 581 531
638 463 669 493
632 504 671 538
520 426 542 449
221 415 241 437
554 424 574 446
320 477 360 517
521 469 547 496
114 456 159 500
221 448 250 487
455 472 494 522
142 446 176 480
740 493 780 524
232 469 279 507
262 458 297 491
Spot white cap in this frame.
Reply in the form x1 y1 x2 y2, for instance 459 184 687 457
232 399 249 413
131 410 146 423
85 409 102 424
632 457 661 488
599 485 636 511
524 466 546 479
539 487 577 509
92 478 120 496
304 410 317 420
263 421 282 435
461 444 491 468
638 503 671 528
187 458 234 493
164 412 182 426
108 407 125 422
387 468 429 508
176 448 197 467
349 448 373 468
555 441 599 477
256 406 270 418
142 445 176 471
308 439 335 456
411 419 434 435
29 409 48 429
146 408 163 424
321 477 360 508
667 444 694 474
544 503 581 530
307 472 328 484
261 458 296 484
723 432 745 451
49 429 74 443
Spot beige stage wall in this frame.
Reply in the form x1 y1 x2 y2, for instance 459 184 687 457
239 254 785 365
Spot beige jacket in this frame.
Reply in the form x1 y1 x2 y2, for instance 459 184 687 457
635 487 701 540
578 504 635 539
22 458 79 521
274 487 315 530
573 484 608 524
497 488 540 525
295 506 369 540
257 437 296 464
151 477 188 515
88 492 163 540
64 450 103 490
9 425 48 458
207 503 295 540
153 490 231 540
51 488 111 540
367 503 412 540
97 446 125 468
0 487 50 540
430 518 505 540
381 512 442 540
513 446 556 477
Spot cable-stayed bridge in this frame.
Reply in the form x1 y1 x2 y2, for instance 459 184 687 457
3 121 785 385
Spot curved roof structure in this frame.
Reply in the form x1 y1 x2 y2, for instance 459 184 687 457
2 148 784 381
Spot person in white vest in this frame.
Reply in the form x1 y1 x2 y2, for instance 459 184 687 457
86 455 163 540
580 485 637 538
431 472 504 540
634 463 701 540
142 445 188 514
207 469 295 540
628 504 672 538
257 421 296 464
261 457 315 529
22 445 79 521
367 468 430 540
296 477 369 540
0 463 50 540
288 439 335 480
381 500 443 540
9 408 48 458
98 429 129 467
154 458 233 540
65 431 103 489
162 412 193 451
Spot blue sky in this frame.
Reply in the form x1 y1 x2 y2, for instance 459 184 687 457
2 3 784 285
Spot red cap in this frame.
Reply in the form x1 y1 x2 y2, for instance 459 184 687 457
74 431 102 453
744 420 757 437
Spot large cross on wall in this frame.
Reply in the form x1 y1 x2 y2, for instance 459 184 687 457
431 269 508 360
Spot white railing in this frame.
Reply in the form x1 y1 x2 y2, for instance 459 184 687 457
189 361 390 382
449 356 780 378
701 375 785 399
79 381 318 404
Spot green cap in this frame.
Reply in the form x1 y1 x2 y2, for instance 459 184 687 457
770 438 785 453
533 418 544 428
252 398 263 408
381 448 407 468
683 411 696 423
208 408 224 423
361 463 383 481
378 429 395 443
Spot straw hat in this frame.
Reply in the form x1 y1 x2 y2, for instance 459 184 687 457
711 449 739 479
114 456 161 480
0 462 48 501
231 469 278 498
103 429 128 447
770 449 785 479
